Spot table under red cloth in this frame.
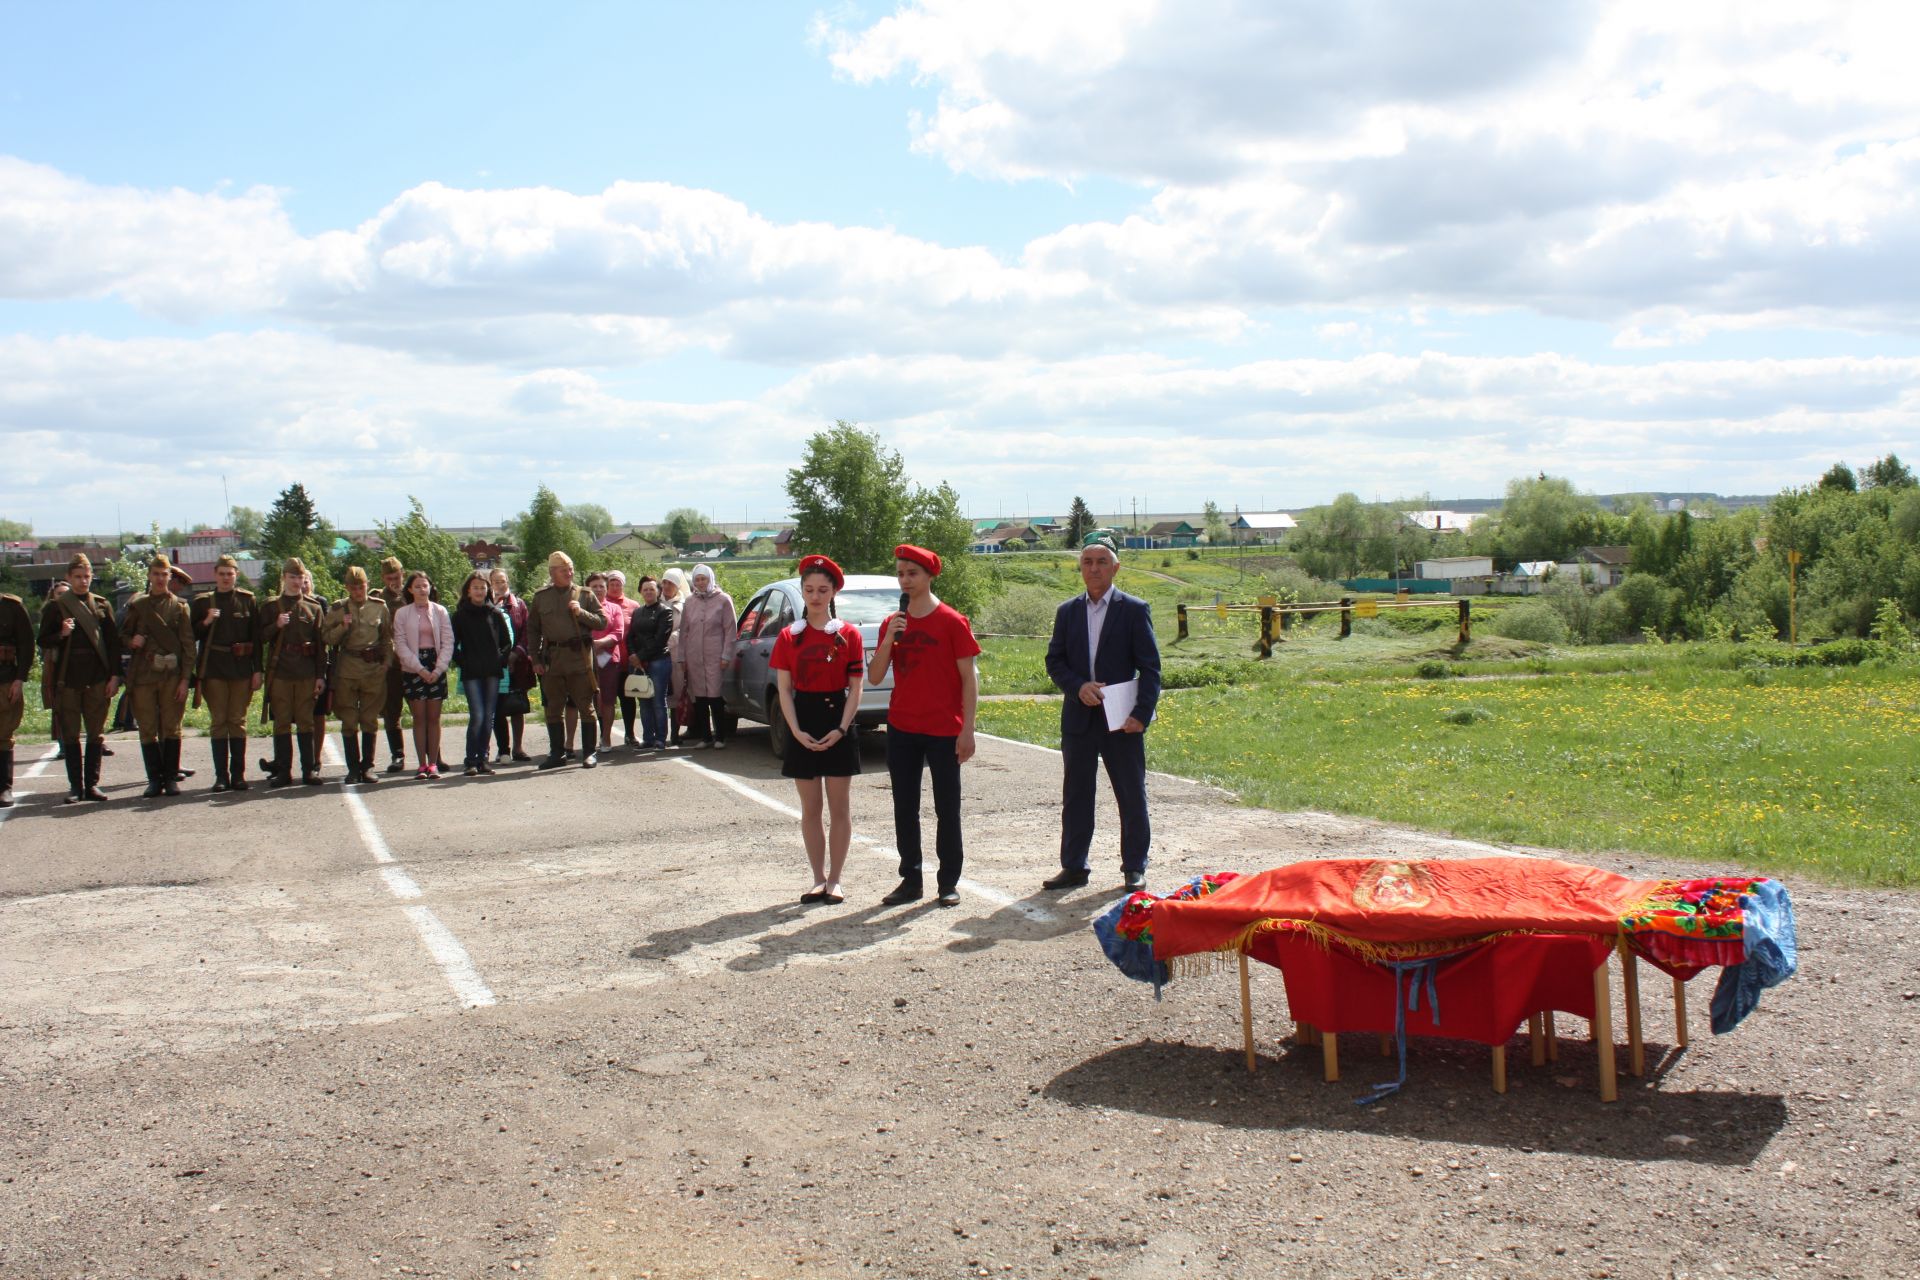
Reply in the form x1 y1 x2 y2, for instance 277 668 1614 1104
1245 930 1613 1046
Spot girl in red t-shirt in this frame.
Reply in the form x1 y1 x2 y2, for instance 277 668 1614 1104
771 556 865 905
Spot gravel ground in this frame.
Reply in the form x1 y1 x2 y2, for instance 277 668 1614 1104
0 729 1914 1279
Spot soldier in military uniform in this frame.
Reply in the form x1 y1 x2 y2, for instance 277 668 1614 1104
0 585 35 807
376 557 410 774
38 553 122 803
321 565 393 785
121 554 196 798
525 550 607 770
260 556 328 787
192 553 260 792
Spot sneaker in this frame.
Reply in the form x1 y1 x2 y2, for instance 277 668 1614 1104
712 741 728 751
416 766 432 780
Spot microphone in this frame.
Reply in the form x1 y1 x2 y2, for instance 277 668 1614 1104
898 591 910 618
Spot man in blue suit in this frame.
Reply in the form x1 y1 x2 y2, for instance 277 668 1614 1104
1042 534 1162 892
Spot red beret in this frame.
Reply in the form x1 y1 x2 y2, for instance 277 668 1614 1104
796 554 844 589
893 544 941 576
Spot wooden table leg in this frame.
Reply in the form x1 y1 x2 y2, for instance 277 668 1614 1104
1321 1031 1340 1083
1617 937 1645 1078
1592 956 1617 1103
1239 952 1256 1074
1492 1044 1508 1094
1544 1010 1559 1062
1529 1013 1546 1067
1295 1021 1313 1046
1380 1034 1393 1058
1673 976 1689 1049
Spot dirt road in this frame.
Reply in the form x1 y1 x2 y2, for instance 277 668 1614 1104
1 729 1912 1278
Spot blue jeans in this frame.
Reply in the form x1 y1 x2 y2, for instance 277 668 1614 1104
638 656 673 745
462 677 501 766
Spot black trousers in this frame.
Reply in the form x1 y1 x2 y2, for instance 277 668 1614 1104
886 727 963 891
1059 725 1150 874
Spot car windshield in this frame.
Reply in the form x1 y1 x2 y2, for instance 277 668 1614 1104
833 589 899 625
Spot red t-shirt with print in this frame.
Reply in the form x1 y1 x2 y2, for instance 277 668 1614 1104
883 601 981 737
769 619 864 694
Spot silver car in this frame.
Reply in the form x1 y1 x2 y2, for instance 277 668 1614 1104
721 573 900 758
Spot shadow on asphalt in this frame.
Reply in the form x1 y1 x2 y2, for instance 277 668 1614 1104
1044 1039 1787 1164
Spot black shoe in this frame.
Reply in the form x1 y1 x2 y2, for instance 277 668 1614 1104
1122 871 1147 892
385 757 407 774
227 739 249 791
141 742 166 798
1042 869 1090 891
937 889 961 907
537 753 567 771
161 741 182 796
581 752 598 768
880 880 924 905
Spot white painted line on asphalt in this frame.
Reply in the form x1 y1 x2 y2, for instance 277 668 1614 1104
0 745 60 830
323 739 496 1007
671 755 1055 922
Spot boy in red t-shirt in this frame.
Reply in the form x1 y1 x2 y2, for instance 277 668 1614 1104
866 543 980 906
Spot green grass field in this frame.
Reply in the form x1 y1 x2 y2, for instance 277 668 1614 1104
979 618 1920 887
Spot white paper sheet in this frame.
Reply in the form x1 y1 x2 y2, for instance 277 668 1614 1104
1101 678 1138 731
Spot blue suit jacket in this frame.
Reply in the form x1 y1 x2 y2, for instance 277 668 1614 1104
1045 589 1162 735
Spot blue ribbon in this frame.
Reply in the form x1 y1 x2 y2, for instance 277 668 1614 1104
1356 958 1443 1105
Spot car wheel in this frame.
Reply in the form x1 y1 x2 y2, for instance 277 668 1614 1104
763 696 788 760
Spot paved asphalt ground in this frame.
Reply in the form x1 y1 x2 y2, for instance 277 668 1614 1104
0 727 1914 1279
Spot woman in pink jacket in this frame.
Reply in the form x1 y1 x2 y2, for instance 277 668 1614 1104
674 563 735 749
392 571 454 779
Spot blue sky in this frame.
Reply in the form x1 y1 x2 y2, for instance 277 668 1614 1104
3 1 1916 533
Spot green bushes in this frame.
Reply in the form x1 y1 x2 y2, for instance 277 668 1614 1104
977 584 1058 637
1490 601 1570 645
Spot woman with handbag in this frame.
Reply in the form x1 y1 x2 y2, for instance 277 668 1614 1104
488 568 534 762
392 571 453 779
452 571 513 776
772 555 864 904
624 575 675 749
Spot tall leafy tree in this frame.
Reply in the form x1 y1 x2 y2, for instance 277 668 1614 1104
1861 453 1916 490
511 486 592 594
229 505 265 547
380 498 474 601
565 502 614 540
1202 500 1228 545
785 421 912 572
903 481 984 617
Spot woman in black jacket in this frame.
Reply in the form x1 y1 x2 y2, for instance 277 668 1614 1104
451 572 514 776
623 576 676 751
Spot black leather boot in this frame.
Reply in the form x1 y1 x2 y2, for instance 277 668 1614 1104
359 732 380 784
385 726 406 773
341 732 361 783
580 717 599 769
228 738 250 791
162 740 182 796
141 742 165 798
297 732 321 785
210 737 231 792
82 739 107 801
0 749 15 807
267 734 294 788
537 721 567 770
61 741 84 803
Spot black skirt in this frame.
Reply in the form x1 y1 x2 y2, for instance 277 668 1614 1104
781 689 861 779
403 648 448 702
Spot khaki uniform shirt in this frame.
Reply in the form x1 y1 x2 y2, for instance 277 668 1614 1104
0 593 35 684
193 589 260 680
39 591 122 688
261 594 327 681
524 583 607 676
322 596 393 680
121 591 195 686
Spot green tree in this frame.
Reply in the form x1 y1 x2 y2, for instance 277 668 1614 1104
1064 496 1095 548
510 485 593 595
666 513 693 550
229 505 265 547
261 483 322 561
1862 453 1916 490
1818 462 1858 493
1202 500 1228 546
1494 474 1608 563
565 502 614 540
0 517 30 542
903 480 985 617
785 421 912 573
380 498 474 602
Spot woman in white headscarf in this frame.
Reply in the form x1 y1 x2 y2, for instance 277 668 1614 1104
674 563 735 748
661 567 692 747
